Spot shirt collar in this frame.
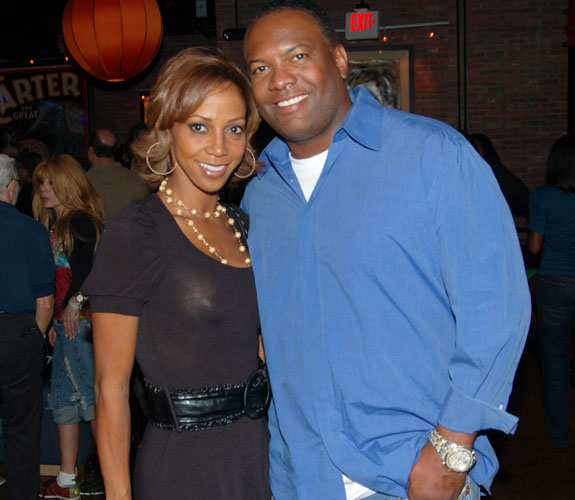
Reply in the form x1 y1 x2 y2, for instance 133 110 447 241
0 200 16 211
337 86 384 151
258 86 384 178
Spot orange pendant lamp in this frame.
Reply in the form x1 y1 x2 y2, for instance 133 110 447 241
62 0 163 82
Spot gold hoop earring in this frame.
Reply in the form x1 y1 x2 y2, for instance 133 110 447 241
146 142 177 176
233 149 257 179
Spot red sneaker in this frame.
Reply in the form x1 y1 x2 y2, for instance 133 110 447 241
39 478 80 500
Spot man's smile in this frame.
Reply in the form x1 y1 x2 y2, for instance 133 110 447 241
274 94 309 108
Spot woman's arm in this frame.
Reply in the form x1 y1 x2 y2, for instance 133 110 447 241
67 213 98 298
63 213 98 338
258 334 266 364
528 230 544 255
93 312 139 500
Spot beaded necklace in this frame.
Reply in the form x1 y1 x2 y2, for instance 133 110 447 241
159 177 251 266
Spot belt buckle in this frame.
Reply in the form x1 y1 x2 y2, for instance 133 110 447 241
243 367 271 419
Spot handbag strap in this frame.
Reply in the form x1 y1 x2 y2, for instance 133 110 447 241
224 203 250 241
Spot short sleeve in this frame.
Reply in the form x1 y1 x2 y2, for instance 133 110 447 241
83 200 163 316
529 187 547 235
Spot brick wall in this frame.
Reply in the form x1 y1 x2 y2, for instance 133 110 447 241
92 0 570 188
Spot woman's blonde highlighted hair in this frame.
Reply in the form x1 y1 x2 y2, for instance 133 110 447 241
32 154 105 256
132 46 261 187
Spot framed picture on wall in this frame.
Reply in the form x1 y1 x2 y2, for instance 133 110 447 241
0 65 88 159
346 46 413 113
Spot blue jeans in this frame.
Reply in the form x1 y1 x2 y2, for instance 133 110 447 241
47 319 96 424
365 475 480 500
536 273 575 447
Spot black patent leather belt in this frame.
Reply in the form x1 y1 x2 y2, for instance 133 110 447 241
138 367 271 432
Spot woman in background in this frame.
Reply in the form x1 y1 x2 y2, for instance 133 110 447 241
83 47 270 500
33 154 105 499
529 135 575 449
468 132 530 217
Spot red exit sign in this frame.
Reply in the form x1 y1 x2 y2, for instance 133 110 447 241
345 10 379 40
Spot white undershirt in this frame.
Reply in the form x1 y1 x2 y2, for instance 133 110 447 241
290 150 377 500
290 150 327 201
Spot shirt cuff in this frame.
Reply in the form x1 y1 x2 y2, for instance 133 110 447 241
438 385 519 435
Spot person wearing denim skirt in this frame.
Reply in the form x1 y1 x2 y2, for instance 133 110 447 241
529 135 575 449
49 318 96 424
32 155 105 500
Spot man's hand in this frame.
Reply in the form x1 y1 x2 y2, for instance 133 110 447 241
408 440 466 500
408 426 476 500
48 325 57 347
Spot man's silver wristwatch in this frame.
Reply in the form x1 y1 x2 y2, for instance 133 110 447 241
429 429 476 473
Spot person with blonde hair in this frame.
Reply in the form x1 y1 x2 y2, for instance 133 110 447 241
83 47 270 500
33 154 105 500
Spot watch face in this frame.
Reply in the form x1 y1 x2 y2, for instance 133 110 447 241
445 449 475 472
76 294 84 303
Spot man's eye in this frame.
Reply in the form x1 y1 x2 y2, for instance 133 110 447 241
252 65 267 74
293 53 307 61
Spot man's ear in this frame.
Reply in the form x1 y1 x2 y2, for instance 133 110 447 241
8 178 19 204
333 44 349 80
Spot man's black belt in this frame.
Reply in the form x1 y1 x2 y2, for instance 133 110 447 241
136 367 271 432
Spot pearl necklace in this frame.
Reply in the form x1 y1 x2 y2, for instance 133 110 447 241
159 178 251 266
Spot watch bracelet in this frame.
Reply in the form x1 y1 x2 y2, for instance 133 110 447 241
429 429 476 471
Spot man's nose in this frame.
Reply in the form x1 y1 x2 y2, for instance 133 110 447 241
269 65 296 91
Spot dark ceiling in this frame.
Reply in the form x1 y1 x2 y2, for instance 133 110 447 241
0 0 217 68
0 0 68 66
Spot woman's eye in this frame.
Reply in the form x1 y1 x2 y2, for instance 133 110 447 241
229 125 245 135
189 123 207 132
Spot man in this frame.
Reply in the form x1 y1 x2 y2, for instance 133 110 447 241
0 153 55 500
15 150 42 217
242 2 531 499
86 128 150 218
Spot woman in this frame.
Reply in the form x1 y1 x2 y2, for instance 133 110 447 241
468 133 530 217
32 154 105 499
83 47 270 500
528 135 575 448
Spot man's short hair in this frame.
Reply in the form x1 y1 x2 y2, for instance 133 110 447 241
0 153 17 197
89 132 116 158
16 151 42 178
247 0 338 48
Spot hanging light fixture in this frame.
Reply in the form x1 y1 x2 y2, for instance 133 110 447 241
62 0 163 82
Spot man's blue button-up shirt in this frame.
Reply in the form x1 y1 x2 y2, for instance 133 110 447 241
242 88 530 499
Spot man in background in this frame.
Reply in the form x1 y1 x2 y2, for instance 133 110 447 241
0 153 55 500
15 150 42 217
86 128 150 218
